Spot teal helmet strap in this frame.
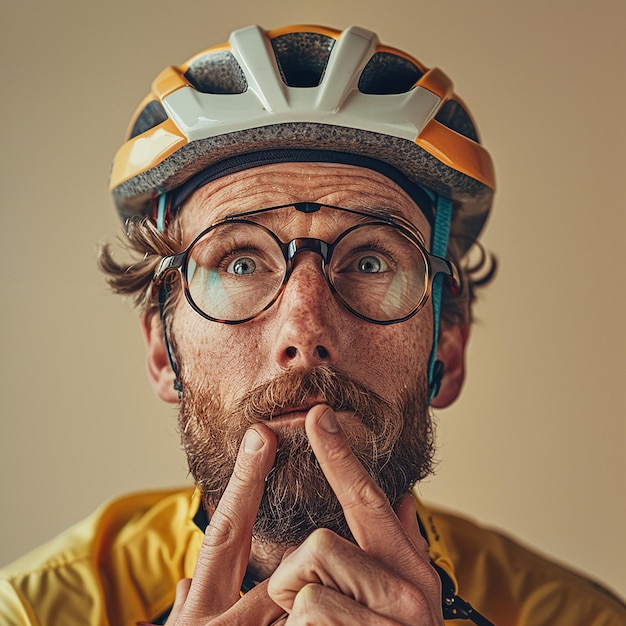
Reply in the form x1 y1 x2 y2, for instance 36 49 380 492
427 194 453 403
156 193 168 231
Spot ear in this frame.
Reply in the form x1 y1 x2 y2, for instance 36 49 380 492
141 312 180 404
430 323 469 408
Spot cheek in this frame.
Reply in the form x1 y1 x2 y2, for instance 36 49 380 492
170 296 434 406
345 309 434 400
171 308 264 400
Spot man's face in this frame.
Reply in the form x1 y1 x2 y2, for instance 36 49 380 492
155 162 443 545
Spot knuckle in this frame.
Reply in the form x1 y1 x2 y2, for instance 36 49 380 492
230 452 258 487
321 438 362 475
199 454 262 549
343 472 387 512
291 583 325 621
306 527 339 555
202 507 239 548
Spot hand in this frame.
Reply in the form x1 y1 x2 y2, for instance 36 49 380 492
164 425 286 625
267 405 444 625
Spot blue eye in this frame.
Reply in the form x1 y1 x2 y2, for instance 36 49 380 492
358 255 384 273
228 257 257 275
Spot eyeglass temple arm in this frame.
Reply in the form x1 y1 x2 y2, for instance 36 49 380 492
154 252 186 283
430 255 461 293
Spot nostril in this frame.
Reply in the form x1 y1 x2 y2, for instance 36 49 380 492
315 345 329 359
282 345 331 363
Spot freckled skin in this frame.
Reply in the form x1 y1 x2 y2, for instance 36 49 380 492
170 162 435 415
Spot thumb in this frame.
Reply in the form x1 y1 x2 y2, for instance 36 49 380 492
228 580 286 625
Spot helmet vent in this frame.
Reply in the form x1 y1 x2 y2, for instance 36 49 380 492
271 32 335 87
129 100 169 139
435 100 479 142
358 52 423 95
184 50 248 94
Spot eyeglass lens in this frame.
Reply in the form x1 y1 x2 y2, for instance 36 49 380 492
185 222 428 322
183 220 429 323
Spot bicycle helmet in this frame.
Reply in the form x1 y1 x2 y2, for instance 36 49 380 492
109 24 495 255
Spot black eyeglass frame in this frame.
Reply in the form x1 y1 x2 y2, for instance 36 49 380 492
153 202 459 325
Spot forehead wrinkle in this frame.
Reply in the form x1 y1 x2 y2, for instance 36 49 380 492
251 206 362 242
178 162 431 241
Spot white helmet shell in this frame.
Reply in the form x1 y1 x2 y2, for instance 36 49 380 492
110 25 495 253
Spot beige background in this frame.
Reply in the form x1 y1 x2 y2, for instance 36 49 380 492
1 0 625 599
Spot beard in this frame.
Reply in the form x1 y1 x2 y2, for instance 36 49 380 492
178 363 435 546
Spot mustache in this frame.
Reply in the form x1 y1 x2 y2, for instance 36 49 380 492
179 362 433 545
230 364 395 431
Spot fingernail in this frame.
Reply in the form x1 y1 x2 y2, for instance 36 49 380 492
243 428 264 453
319 407 339 433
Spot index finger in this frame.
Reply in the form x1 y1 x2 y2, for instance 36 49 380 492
184 424 277 619
305 405 429 572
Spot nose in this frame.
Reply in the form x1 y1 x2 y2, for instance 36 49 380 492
272 256 341 369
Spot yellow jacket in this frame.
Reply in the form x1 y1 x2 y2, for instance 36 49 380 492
0 488 623 625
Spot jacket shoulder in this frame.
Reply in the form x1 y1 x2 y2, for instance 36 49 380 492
0 488 198 626
425 503 626 626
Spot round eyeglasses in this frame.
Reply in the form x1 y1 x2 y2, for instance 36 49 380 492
153 203 459 325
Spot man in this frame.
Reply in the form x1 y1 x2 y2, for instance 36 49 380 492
1 24 624 626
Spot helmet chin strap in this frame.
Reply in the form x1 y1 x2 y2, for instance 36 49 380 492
427 194 453 403
158 283 183 396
